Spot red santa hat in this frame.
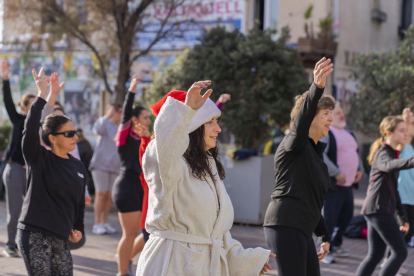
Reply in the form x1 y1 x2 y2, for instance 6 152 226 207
151 90 221 133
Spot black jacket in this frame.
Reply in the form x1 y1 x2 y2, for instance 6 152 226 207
362 144 414 223
2 80 25 165
264 83 331 242
18 97 86 240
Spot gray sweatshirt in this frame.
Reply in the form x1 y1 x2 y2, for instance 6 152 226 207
89 116 121 174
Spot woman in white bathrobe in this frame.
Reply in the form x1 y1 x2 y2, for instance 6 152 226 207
136 81 274 276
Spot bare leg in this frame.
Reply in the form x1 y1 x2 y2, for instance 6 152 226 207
101 191 112 224
130 233 145 259
94 192 108 224
117 211 141 275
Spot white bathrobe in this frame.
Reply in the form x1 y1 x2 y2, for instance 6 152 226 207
136 97 270 276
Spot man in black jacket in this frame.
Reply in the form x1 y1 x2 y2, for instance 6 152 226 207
320 103 364 264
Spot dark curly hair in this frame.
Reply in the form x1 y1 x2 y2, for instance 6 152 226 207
183 125 225 184
42 114 72 147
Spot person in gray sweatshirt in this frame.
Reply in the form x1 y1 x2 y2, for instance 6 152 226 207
89 104 122 235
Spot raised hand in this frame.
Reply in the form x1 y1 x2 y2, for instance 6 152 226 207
218 93 231 104
1 60 11 80
260 252 276 274
133 123 151 138
105 105 118 120
185 80 212 110
402 108 413 123
32 68 50 98
313 57 334 89
68 229 82 243
50 72 65 96
317 242 330 260
128 73 142 93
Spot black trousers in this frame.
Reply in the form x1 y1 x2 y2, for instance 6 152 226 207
18 230 73 276
402 204 414 244
264 225 320 276
356 214 407 276
142 228 150 242
323 185 354 248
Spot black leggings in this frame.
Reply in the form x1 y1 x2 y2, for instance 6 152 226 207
264 225 320 276
18 230 73 276
356 214 407 276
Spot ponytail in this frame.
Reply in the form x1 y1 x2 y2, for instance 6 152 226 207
367 138 383 165
367 115 404 165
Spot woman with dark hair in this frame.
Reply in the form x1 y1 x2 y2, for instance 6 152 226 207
136 81 274 276
1 60 36 258
17 69 85 275
112 74 150 276
263 57 335 276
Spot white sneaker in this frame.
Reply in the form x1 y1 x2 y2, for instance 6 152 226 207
321 252 335 264
103 223 117 234
92 224 107 235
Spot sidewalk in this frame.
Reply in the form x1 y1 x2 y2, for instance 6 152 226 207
1 180 414 275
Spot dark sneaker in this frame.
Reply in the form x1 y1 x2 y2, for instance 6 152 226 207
2 247 19 258
128 260 133 276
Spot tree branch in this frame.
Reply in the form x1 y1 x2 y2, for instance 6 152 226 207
44 1 114 94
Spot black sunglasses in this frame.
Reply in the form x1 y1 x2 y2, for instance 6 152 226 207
52 130 77 138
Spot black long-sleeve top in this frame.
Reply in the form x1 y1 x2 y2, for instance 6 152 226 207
116 91 142 177
18 97 86 240
362 144 414 223
264 83 331 242
2 80 25 165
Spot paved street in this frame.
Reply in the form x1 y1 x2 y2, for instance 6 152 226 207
1 180 414 275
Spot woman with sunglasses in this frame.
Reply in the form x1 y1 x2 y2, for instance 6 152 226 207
17 69 85 276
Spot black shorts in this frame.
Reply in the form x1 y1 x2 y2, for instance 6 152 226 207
112 173 144 213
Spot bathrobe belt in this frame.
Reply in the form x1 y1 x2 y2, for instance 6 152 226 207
151 229 227 275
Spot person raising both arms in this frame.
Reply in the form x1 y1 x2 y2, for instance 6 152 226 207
136 81 274 276
263 57 335 276
1 60 35 258
17 69 85 276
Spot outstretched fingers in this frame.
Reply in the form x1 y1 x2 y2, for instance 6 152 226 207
202 89 213 100
38 67 44 78
32 68 38 80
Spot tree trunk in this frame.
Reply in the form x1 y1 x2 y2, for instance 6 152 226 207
113 48 131 104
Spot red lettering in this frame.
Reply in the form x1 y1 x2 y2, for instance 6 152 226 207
154 5 163 17
235 2 242 13
216 2 223 14
225 2 232 13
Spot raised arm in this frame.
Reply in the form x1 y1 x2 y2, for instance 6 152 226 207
153 81 211 176
215 93 231 110
117 74 141 147
284 58 333 151
2 60 19 123
23 71 65 165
